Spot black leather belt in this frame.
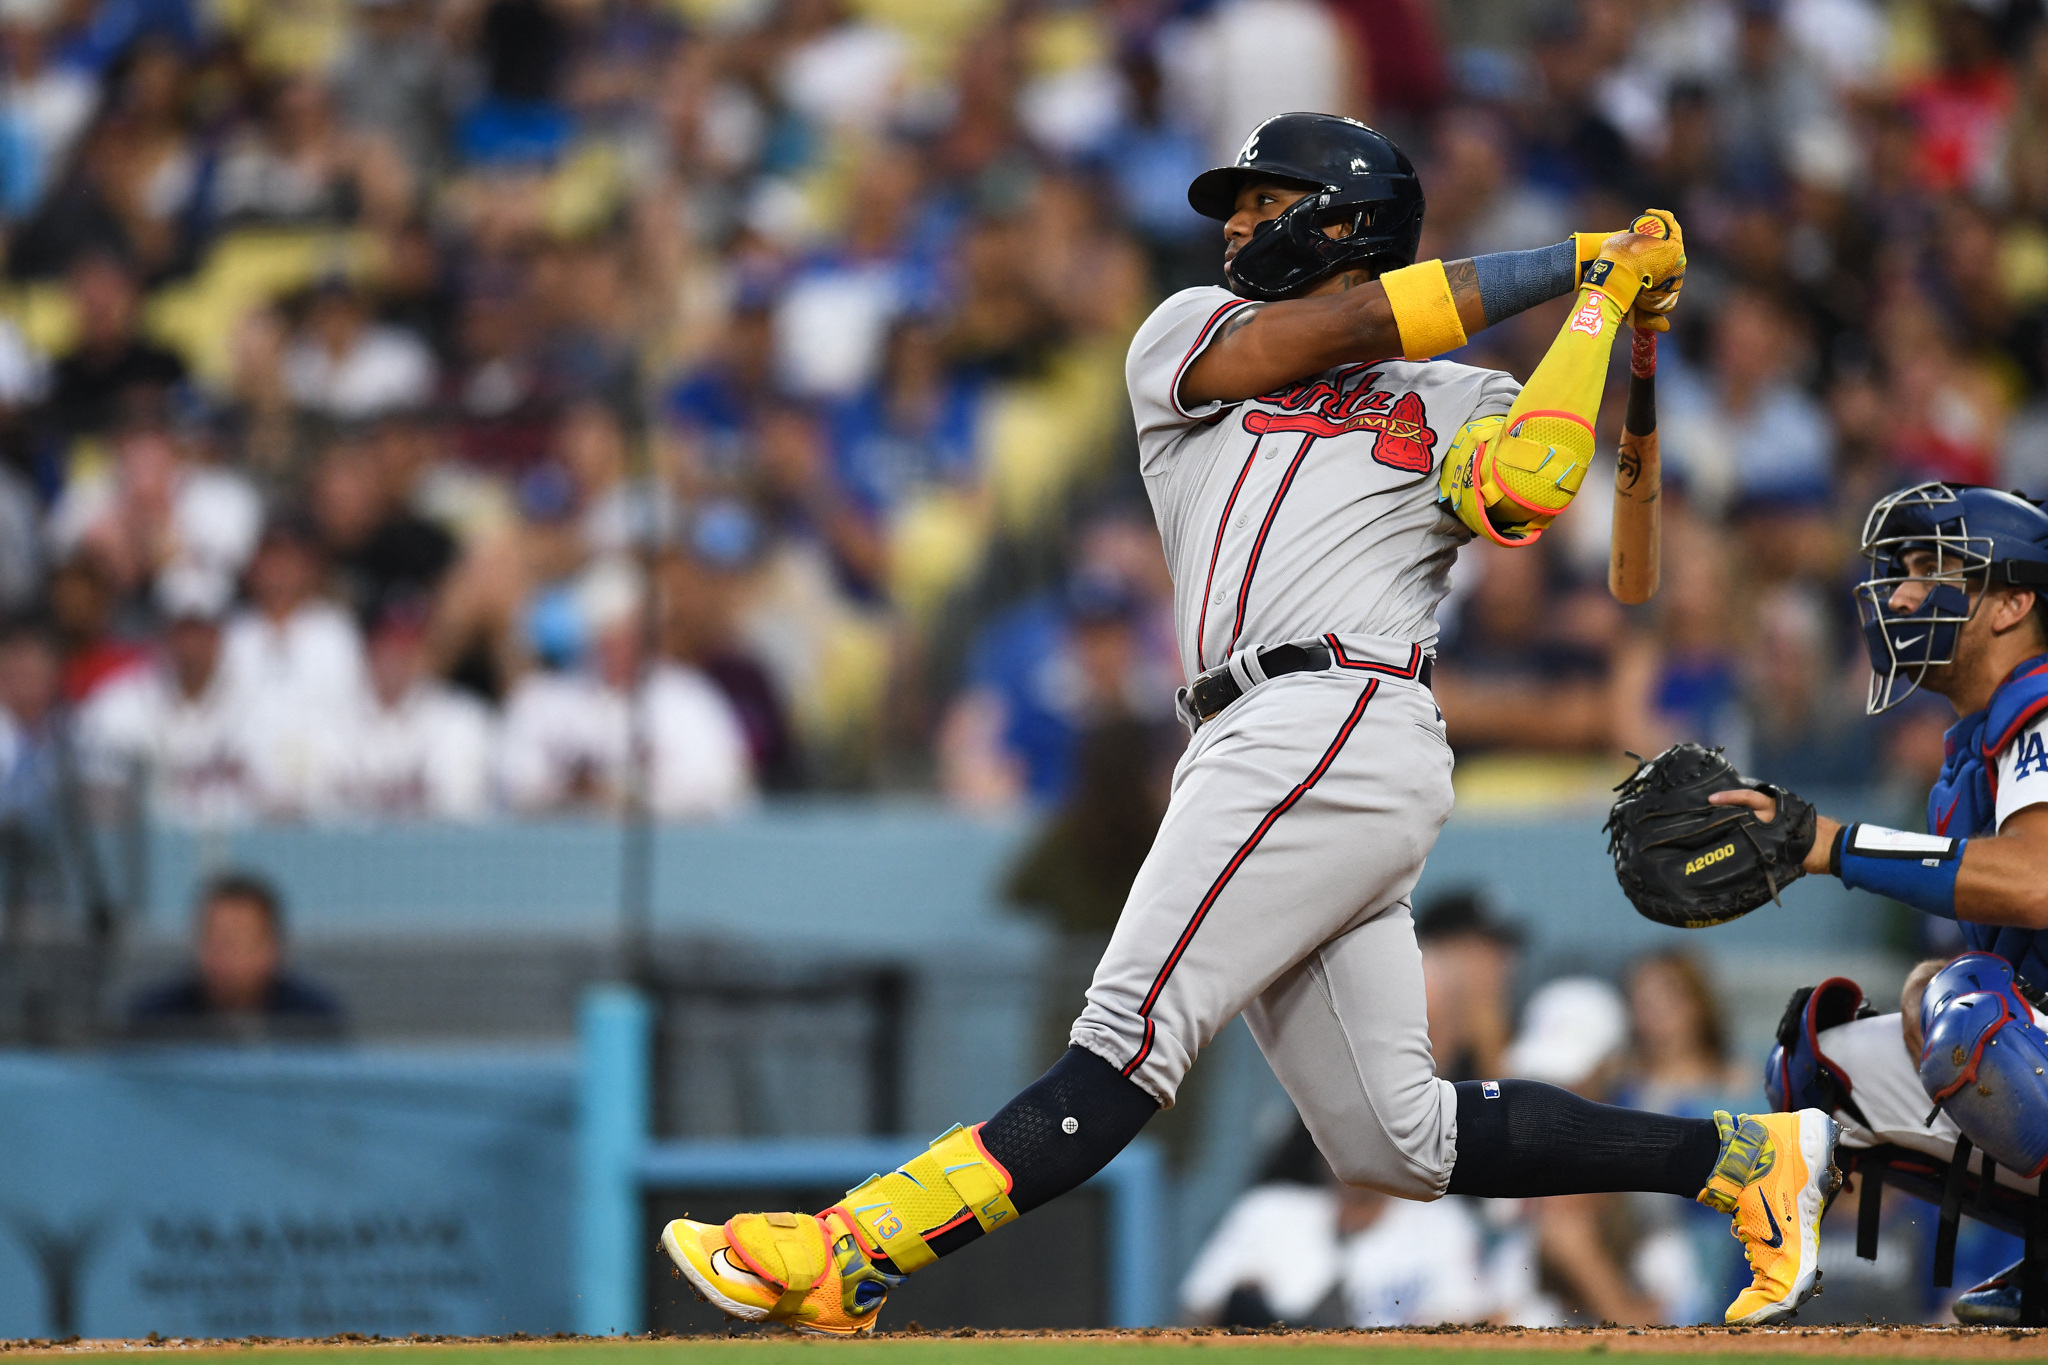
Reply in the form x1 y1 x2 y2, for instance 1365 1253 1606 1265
1185 641 1433 728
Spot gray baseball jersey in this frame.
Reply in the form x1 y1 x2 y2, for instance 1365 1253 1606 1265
1067 285 1523 1200
1125 284 1519 680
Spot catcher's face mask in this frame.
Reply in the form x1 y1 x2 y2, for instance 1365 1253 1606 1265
1856 483 1988 714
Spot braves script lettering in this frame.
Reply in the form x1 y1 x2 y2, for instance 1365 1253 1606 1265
1242 372 1438 473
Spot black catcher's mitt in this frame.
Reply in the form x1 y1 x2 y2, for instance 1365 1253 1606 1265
1604 743 1818 929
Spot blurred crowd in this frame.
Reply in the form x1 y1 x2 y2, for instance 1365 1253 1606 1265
0 0 2044 829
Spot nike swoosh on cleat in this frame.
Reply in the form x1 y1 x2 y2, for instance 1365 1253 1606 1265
712 1247 774 1291
1759 1200 1784 1250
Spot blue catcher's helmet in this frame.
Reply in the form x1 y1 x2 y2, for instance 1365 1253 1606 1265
1857 483 2048 713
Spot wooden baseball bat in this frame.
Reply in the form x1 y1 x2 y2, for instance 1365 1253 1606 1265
1609 327 1660 604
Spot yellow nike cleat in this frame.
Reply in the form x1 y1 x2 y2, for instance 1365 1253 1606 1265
659 1207 898 1336
1708 1109 1841 1325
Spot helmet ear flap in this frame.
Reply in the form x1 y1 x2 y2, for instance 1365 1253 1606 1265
1224 186 1419 300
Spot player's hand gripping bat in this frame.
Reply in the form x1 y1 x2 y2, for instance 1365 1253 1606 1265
1609 326 1660 604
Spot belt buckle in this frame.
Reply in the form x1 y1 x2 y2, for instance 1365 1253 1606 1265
1183 665 1232 728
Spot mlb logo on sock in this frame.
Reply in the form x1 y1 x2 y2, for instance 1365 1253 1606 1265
1482 1081 1501 1098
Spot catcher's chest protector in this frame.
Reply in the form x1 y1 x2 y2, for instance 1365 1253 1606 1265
1931 657 2048 986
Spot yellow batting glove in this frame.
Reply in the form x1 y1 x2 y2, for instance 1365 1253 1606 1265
1583 210 1686 316
1574 232 1613 285
1627 211 1686 331
1577 223 1683 332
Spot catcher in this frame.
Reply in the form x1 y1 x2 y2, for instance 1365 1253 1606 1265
1609 482 2048 1324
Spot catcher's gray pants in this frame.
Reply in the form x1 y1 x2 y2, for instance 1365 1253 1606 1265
1069 652 1460 1200
1818 1013 2040 1193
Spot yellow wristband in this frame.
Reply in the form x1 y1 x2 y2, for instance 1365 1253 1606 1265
1380 260 1467 360
1574 232 1611 284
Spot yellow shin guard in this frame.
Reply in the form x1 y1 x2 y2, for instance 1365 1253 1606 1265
836 1124 1019 1272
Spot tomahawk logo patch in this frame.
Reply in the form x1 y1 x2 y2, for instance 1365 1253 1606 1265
1242 372 1437 472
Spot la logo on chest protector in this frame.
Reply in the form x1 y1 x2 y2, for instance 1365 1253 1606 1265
1240 371 1438 472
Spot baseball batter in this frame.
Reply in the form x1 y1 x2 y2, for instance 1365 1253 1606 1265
662 113 1838 1330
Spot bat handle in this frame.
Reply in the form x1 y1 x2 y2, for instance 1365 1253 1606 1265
1612 329 1661 605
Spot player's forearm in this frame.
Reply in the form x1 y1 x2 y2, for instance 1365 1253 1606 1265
1802 815 1839 875
1182 242 1590 405
1178 283 1403 406
1818 818 2048 927
1954 834 2048 928
1439 216 1681 544
1502 287 1622 432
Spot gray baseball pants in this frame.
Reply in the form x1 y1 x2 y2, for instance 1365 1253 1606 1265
1068 643 1460 1200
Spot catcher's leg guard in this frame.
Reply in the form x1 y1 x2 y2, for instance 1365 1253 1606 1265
835 1123 1019 1272
1764 979 1875 1125
1700 1109 1841 1325
1918 953 2048 1178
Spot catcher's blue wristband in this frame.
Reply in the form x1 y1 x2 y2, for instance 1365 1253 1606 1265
1832 823 1964 919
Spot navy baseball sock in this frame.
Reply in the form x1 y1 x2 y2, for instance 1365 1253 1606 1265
1445 1078 1721 1199
889 1045 1158 1267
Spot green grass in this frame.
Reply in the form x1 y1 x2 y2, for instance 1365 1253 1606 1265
18 1343 1994 1365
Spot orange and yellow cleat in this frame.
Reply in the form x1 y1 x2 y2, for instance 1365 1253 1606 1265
660 1207 898 1336
1701 1108 1841 1325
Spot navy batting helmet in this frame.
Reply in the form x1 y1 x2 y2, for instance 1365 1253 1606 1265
1188 113 1424 302
1857 482 2048 712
